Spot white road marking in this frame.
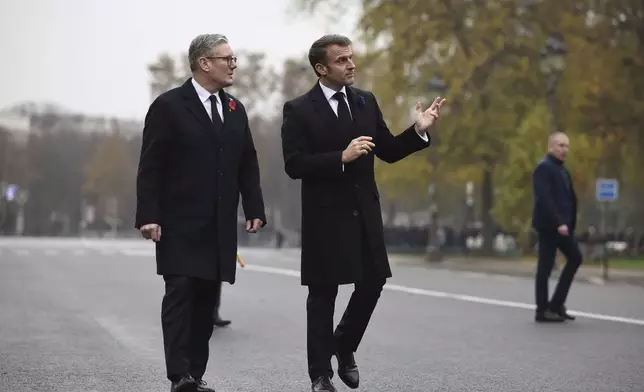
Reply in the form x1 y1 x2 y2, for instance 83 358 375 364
242 264 301 277
43 249 59 256
242 264 644 327
14 249 30 256
587 276 606 286
72 249 86 256
120 249 154 257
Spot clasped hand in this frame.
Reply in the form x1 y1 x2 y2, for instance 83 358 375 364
342 136 375 163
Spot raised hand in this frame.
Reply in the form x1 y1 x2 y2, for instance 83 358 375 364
414 97 447 133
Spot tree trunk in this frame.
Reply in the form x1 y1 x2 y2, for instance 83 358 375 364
481 164 495 255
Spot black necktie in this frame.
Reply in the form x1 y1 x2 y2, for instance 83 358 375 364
333 91 352 126
209 95 223 131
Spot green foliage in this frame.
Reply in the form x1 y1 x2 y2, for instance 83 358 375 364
491 103 549 243
492 102 605 247
290 0 644 231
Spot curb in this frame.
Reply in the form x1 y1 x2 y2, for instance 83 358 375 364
389 256 644 287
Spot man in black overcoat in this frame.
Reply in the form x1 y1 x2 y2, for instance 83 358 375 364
280 34 446 392
532 131 582 323
135 33 266 392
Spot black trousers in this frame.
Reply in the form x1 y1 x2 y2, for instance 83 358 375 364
306 236 385 382
161 275 219 382
535 231 583 313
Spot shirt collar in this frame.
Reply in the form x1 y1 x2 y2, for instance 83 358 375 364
318 80 347 102
191 77 219 104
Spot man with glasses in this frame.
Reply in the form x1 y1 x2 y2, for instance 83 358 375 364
135 33 266 392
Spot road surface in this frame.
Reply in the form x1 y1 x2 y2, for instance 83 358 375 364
1 237 643 392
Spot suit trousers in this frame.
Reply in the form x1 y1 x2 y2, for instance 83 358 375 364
161 275 219 382
535 231 583 312
306 224 385 382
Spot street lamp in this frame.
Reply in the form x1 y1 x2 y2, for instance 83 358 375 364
465 180 474 224
539 32 567 133
424 75 447 262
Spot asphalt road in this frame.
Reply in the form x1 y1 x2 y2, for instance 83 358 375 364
1 237 643 392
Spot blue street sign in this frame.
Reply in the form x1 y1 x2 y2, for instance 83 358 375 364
595 178 618 201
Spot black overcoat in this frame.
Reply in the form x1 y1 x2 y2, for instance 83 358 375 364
135 79 266 283
280 83 431 286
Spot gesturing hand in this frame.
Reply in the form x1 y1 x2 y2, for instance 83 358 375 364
414 97 447 133
342 136 375 163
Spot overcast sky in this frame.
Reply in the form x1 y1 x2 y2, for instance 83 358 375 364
0 0 358 120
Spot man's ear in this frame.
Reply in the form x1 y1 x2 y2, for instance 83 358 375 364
199 57 210 72
315 63 327 76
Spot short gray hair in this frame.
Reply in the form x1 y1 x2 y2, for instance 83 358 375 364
188 34 229 72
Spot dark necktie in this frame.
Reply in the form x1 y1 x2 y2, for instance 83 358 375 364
333 91 352 126
209 94 223 131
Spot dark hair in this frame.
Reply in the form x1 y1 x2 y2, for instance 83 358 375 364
308 34 352 77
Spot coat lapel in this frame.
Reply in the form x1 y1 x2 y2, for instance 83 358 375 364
346 87 366 137
180 79 218 141
308 83 340 128
219 89 232 132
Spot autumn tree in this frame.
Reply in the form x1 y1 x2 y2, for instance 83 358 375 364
21 115 97 236
148 53 190 99
83 128 136 224
294 0 644 239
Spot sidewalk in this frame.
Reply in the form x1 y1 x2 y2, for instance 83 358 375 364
389 254 644 286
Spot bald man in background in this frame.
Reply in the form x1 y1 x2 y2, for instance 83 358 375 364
531 132 583 323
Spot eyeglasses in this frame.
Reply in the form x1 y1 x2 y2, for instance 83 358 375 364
204 56 237 65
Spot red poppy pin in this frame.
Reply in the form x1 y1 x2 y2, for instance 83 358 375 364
228 98 236 111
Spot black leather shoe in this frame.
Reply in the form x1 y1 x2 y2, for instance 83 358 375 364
195 379 216 392
335 351 359 389
311 376 337 392
552 305 576 320
170 376 198 392
535 309 565 323
214 317 231 327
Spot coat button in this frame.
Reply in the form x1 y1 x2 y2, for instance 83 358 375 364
352 210 359 216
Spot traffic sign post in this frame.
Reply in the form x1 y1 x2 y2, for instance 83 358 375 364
595 179 619 281
595 178 618 202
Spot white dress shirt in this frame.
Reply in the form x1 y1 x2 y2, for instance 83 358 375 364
192 78 224 122
318 82 353 120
